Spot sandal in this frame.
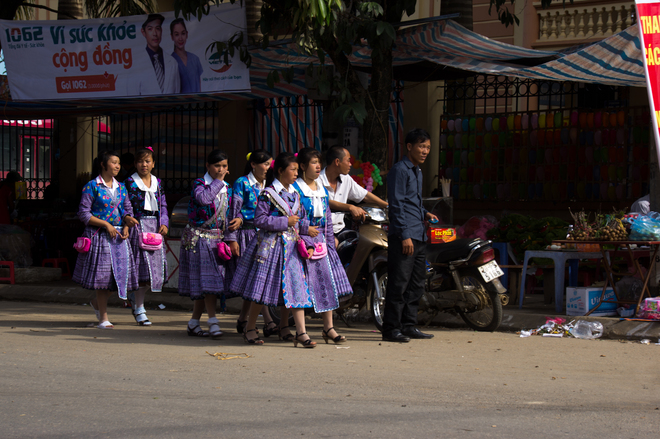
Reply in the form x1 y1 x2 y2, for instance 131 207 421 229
293 332 316 348
322 327 347 344
208 320 223 339
133 307 152 326
278 326 294 342
97 321 114 329
263 321 278 338
187 324 209 337
243 328 264 345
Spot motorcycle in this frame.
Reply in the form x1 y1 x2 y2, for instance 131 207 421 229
363 211 509 332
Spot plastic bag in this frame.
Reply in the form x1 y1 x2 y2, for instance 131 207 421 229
569 321 603 339
614 276 643 302
629 214 660 241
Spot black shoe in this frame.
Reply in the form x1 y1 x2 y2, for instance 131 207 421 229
402 327 434 339
382 330 410 343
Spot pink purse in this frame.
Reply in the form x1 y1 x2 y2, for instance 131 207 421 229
296 239 310 259
310 242 327 260
140 232 163 251
310 220 328 260
73 228 101 253
217 241 232 261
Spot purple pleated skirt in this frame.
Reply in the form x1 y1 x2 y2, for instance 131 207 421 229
72 225 139 294
305 247 352 313
224 227 256 299
230 232 312 308
177 228 227 300
128 218 168 289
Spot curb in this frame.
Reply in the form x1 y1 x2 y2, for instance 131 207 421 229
1 283 659 342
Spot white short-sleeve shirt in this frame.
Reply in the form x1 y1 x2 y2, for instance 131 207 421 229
319 168 368 234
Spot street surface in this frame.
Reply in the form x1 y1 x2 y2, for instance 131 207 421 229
1 301 659 438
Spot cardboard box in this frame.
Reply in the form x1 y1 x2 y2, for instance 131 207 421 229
565 287 618 316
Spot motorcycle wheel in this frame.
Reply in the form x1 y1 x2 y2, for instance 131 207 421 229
267 305 295 327
367 264 388 332
457 275 503 332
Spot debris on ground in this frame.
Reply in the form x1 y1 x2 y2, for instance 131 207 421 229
518 317 603 339
206 351 251 360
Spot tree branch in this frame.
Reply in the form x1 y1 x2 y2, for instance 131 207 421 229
19 2 78 19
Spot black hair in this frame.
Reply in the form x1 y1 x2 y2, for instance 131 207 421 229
170 18 186 34
120 152 134 164
296 147 322 172
243 149 273 176
405 128 431 146
93 150 120 179
266 152 297 187
206 149 228 165
135 147 155 163
142 13 165 30
325 146 347 167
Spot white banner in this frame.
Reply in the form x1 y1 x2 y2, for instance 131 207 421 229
0 3 250 100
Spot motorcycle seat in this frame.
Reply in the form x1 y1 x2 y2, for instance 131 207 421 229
431 238 484 263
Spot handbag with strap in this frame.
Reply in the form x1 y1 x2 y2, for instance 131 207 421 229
73 228 101 253
139 231 163 251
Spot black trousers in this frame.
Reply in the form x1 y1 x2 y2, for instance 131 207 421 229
382 236 426 334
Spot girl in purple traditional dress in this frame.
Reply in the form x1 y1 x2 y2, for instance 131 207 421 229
124 147 169 326
178 150 238 338
225 150 282 337
294 148 351 343
73 150 139 329
231 152 317 347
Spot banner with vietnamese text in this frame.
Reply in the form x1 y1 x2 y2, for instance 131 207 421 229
636 0 660 164
0 3 249 100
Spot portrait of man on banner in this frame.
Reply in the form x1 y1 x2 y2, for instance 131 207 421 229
129 13 181 95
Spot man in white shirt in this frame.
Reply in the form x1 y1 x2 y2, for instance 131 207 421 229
319 146 388 234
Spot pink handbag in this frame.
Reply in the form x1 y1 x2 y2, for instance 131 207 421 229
73 237 92 253
296 239 310 259
217 241 232 261
310 242 327 260
140 232 163 251
310 220 328 260
73 228 101 253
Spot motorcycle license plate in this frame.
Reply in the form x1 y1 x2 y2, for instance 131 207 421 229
478 261 504 282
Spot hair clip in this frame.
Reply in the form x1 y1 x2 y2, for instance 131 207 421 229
270 160 275 169
246 152 252 161
146 146 153 151
294 153 298 157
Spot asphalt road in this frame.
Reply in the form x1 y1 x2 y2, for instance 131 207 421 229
1 301 659 439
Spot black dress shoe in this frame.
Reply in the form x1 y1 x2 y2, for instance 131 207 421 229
382 330 411 342
402 327 434 339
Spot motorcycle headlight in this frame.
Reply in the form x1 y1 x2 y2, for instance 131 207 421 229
364 206 387 222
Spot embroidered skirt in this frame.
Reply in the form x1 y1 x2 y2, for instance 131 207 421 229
224 227 256 298
230 230 312 308
129 216 168 292
72 225 138 299
305 246 353 313
177 225 227 299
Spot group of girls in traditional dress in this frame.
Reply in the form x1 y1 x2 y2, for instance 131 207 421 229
74 146 353 348
73 147 168 329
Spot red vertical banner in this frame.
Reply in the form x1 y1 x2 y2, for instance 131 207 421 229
636 0 660 165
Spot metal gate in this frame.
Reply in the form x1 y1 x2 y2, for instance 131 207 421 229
106 103 218 195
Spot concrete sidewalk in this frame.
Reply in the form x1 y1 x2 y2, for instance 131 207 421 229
1 280 659 341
